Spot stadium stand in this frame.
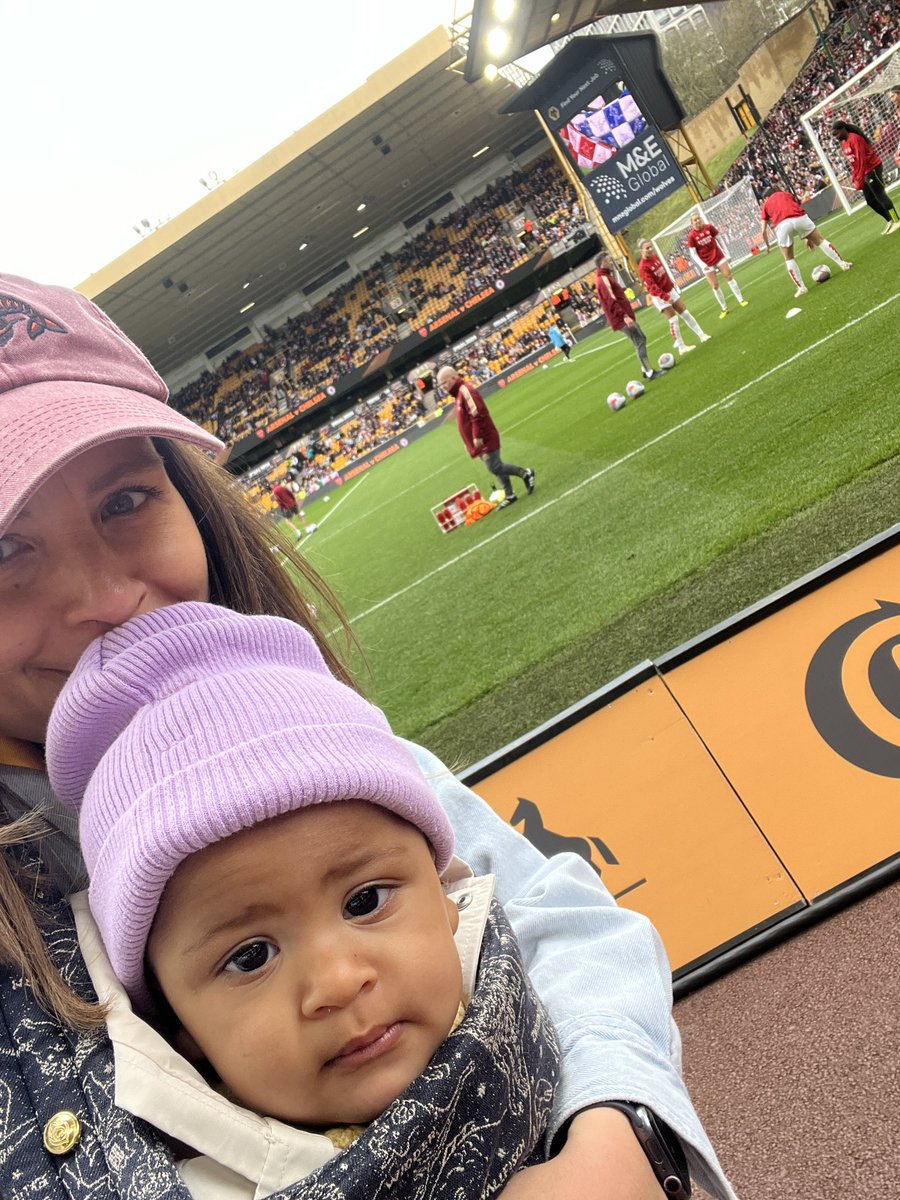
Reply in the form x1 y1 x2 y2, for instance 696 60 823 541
242 386 429 514
716 0 899 200
171 152 583 445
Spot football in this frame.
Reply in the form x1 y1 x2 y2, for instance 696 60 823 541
489 489 507 504
625 380 645 399
811 264 831 283
607 392 627 411
658 352 676 370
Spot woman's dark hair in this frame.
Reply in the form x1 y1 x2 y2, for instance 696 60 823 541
0 439 360 1029
155 440 357 687
831 119 868 140
0 806 107 1029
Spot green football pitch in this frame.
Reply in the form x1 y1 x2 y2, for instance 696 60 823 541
286 208 899 767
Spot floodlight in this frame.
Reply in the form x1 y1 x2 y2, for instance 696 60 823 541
486 28 510 56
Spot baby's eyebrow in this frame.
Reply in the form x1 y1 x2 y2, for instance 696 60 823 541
319 842 415 889
181 841 415 957
183 902 281 957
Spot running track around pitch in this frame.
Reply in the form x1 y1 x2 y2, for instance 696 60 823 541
348 291 899 624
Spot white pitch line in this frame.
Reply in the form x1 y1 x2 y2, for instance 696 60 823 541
349 290 899 624
295 471 369 545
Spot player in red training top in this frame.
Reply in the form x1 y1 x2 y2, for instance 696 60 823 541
271 482 316 537
759 189 852 297
686 211 748 319
831 120 899 235
637 240 710 356
594 253 663 381
436 365 534 509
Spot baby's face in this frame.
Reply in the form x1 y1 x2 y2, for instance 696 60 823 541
147 801 461 1127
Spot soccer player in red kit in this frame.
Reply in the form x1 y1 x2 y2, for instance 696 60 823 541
271 482 315 536
686 211 747 318
594 254 663 380
759 189 852 297
831 120 899 234
637 240 710 355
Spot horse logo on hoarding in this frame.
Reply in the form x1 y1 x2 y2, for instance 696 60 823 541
805 600 900 778
510 797 646 900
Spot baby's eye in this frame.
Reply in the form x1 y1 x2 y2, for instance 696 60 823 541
344 885 391 919
223 940 278 974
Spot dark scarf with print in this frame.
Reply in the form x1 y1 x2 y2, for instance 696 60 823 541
0 854 558 1200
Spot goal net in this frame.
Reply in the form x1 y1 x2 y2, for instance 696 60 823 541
800 41 900 214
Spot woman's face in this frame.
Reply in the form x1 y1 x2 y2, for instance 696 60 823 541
0 438 209 743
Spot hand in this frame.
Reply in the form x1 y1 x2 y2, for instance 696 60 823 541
473 437 484 451
499 1108 664 1200
623 316 636 328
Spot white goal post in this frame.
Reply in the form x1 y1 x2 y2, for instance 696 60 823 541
800 41 900 216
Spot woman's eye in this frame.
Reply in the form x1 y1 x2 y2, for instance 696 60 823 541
100 487 156 520
0 536 26 565
344 885 391 919
223 940 278 975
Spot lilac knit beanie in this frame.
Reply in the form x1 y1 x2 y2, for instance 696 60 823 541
46 602 454 1010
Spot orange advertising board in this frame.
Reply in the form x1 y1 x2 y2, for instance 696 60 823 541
662 543 900 899
470 674 802 973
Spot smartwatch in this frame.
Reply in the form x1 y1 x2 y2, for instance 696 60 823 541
595 1102 692 1198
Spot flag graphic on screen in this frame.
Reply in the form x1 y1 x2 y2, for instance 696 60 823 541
558 90 648 174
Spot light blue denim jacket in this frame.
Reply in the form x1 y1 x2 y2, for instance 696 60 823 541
405 740 737 1200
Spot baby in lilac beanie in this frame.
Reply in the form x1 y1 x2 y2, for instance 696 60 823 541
46 601 466 1134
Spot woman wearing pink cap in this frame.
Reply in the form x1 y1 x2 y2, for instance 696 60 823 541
0 274 734 1200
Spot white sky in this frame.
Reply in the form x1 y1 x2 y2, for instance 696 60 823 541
6 0 455 287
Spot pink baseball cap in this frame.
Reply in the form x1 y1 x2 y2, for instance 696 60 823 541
0 273 223 533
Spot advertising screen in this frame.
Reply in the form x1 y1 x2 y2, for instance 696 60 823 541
541 63 684 233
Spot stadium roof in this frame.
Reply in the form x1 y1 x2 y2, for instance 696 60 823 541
465 0 675 82
77 27 540 378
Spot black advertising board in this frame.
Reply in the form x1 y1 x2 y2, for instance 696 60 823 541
541 51 682 231
503 35 687 234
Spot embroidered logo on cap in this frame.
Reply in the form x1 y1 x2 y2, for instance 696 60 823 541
0 294 68 349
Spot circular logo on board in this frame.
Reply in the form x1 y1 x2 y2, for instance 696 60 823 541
805 600 900 778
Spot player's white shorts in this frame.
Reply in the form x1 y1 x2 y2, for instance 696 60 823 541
775 215 816 247
650 286 680 311
698 255 727 275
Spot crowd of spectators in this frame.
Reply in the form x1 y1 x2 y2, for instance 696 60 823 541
172 153 584 444
716 0 899 201
455 315 552 384
243 387 429 514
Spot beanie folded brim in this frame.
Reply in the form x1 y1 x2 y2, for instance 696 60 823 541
88 720 453 1011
